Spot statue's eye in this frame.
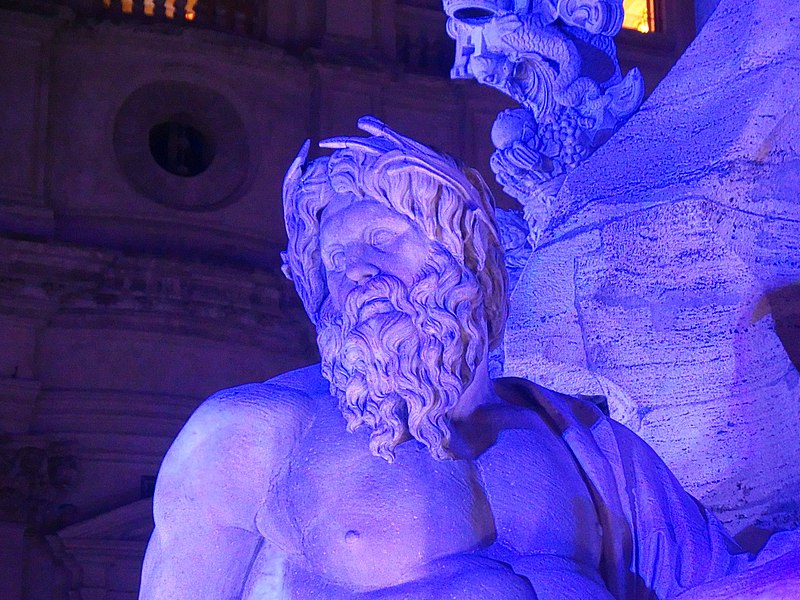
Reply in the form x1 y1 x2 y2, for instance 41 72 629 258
326 248 345 271
369 228 398 249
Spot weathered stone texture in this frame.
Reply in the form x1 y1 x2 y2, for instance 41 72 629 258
506 0 800 532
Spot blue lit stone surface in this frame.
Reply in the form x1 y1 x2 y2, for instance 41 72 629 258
139 118 800 599
502 0 800 536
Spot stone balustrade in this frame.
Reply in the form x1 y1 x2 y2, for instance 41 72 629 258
101 0 265 36
96 0 453 76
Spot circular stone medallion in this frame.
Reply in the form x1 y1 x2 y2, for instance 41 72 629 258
114 81 251 211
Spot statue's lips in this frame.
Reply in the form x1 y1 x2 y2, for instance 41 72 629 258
356 298 395 322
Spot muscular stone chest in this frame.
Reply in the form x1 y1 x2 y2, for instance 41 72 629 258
475 425 603 567
285 409 495 591
280 397 602 593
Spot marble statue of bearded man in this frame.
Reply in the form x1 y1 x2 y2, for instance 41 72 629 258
139 117 750 600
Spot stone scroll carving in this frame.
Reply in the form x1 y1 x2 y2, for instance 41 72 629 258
444 0 644 247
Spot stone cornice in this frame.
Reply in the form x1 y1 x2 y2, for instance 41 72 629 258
0 236 314 350
54 497 153 542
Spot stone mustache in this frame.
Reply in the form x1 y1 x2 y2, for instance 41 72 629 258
139 118 749 599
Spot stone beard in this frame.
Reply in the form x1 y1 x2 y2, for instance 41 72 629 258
282 117 508 464
317 244 487 462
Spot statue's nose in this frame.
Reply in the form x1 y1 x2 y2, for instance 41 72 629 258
345 254 379 285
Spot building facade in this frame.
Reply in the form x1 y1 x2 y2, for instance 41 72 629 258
0 1 693 597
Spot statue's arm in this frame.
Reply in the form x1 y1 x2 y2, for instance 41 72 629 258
139 383 311 599
377 554 537 599
673 547 800 600
507 554 616 600
349 553 613 599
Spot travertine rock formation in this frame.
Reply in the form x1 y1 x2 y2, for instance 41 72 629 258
505 0 800 533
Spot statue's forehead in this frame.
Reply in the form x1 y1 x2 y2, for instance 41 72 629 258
320 194 412 236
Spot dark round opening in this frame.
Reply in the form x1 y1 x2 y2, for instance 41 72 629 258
453 7 495 23
148 119 214 177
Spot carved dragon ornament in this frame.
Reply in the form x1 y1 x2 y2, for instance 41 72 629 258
443 0 644 248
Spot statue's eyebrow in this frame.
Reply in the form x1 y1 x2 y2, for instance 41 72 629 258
320 240 344 261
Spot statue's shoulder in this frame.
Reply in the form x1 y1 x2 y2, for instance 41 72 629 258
209 362 326 406
263 362 331 399
152 365 330 541
186 364 328 442
494 376 609 433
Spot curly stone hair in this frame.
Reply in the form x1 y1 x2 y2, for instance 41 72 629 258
281 116 508 351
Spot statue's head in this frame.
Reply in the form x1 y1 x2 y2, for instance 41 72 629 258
282 116 507 462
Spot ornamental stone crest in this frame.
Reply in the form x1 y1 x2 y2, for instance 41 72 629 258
443 0 644 247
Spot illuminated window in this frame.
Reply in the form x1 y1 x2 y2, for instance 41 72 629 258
102 0 197 20
623 0 655 33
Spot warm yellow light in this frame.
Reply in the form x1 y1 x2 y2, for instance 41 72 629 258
623 0 654 33
102 0 196 20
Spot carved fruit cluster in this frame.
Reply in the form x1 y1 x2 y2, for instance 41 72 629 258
537 108 592 174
